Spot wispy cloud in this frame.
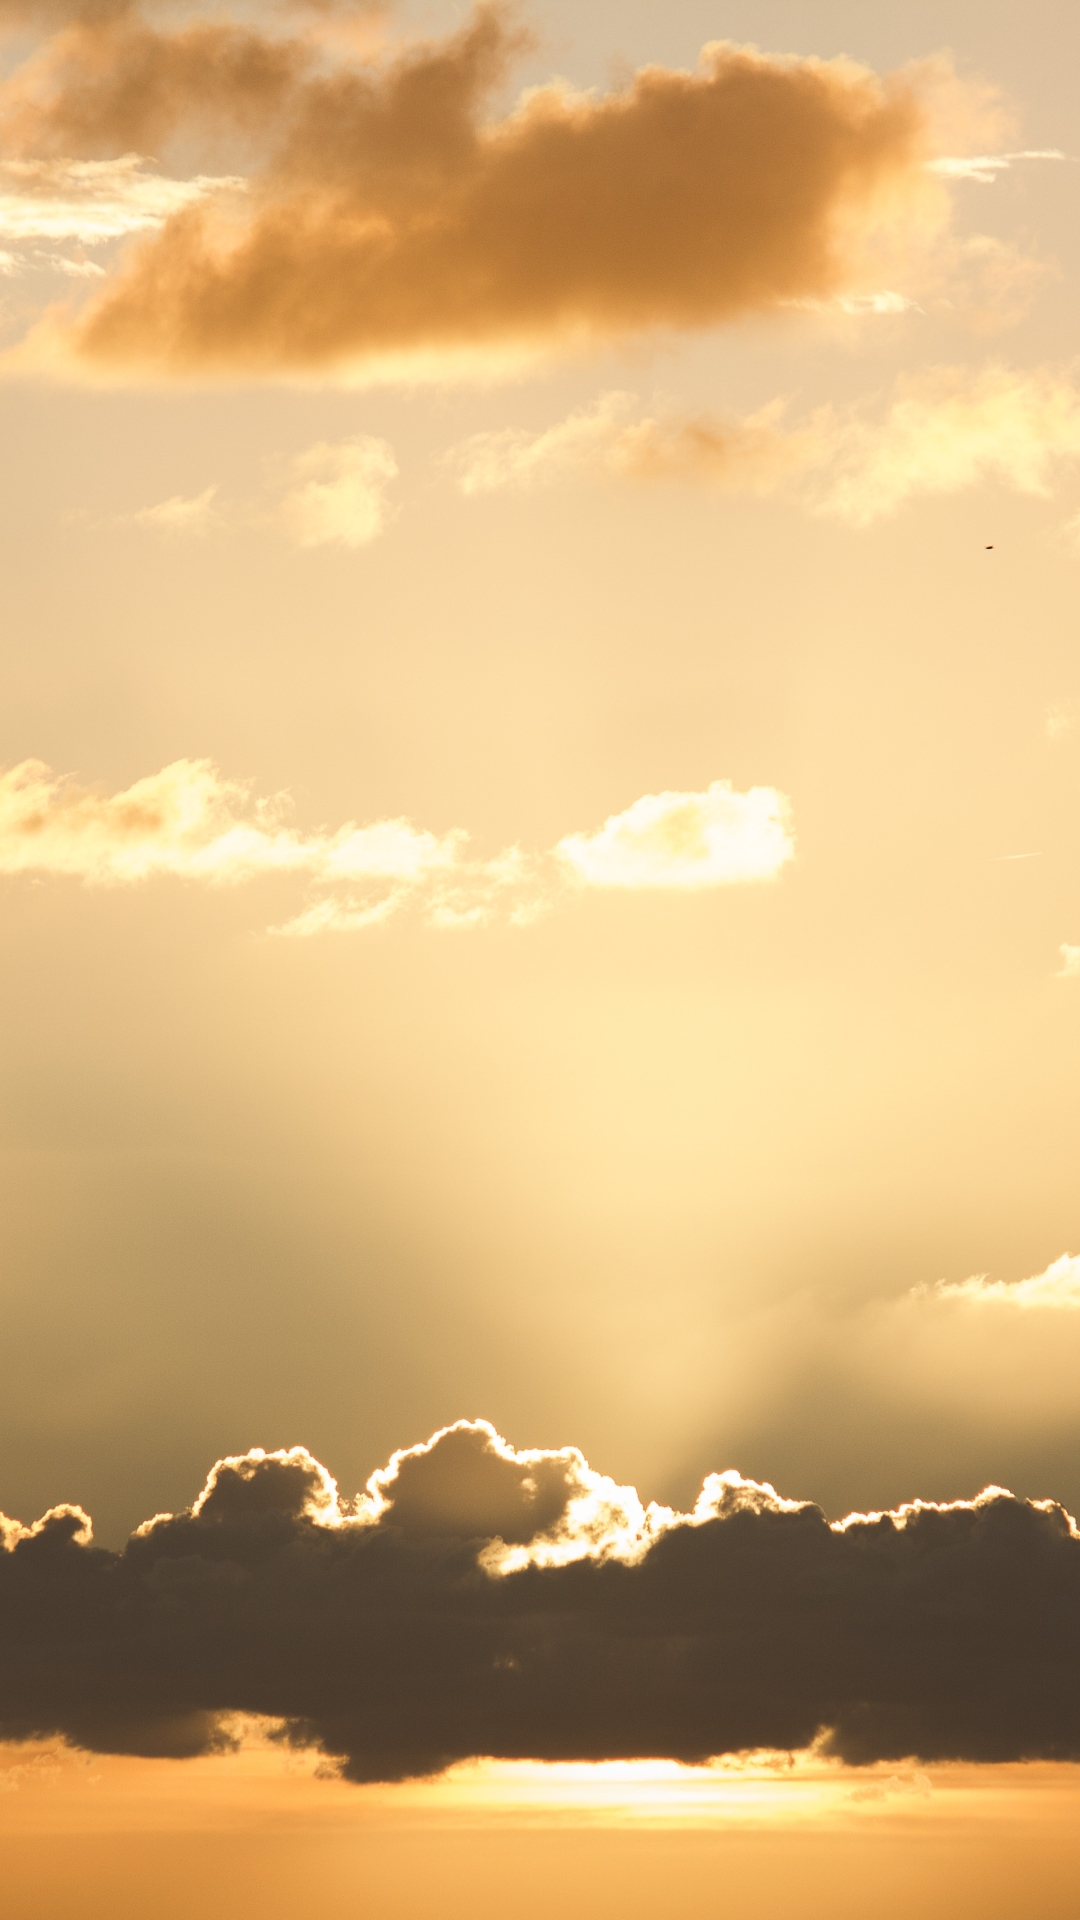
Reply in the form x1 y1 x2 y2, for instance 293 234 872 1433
106 435 398 547
0 8 955 380
927 149 1066 184
0 155 242 244
449 366 1080 526
124 483 221 535
0 759 795 932
1057 944 1080 980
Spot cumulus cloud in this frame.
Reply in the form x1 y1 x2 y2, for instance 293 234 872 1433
556 781 794 889
0 0 952 379
0 758 793 930
449 365 1080 525
2 1418 1080 1777
1058 945 1080 979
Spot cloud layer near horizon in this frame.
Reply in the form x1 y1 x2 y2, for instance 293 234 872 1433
0 2 945 377
3 1418 1080 1779
0 758 794 929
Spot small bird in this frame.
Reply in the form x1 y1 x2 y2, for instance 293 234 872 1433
986 544 994 550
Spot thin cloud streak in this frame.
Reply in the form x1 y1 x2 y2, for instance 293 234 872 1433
0 155 244 243
0 759 794 930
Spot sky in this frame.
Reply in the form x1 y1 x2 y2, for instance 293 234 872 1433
2 1 1080 1913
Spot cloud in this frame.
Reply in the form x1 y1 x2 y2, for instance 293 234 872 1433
556 781 794 889
1058 945 1080 979
274 434 397 547
450 365 1080 525
928 149 1066 184
124 482 221 535
108 435 396 545
0 3 950 379
3 1418 1080 1777
0 758 793 929
929 1253 1080 1309
0 156 243 244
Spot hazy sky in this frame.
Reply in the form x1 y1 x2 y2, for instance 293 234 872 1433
2 2 1080 1911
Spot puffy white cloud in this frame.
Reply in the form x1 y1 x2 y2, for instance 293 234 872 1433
557 781 794 890
1057 945 1080 979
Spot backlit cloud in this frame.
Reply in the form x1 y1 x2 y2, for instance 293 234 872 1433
556 781 794 889
1058 944 1080 979
451 365 1080 524
0 758 794 929
0 4 949 379
2 1418 1079 1778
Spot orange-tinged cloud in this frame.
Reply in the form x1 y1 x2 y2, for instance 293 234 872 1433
0 4 945 378
0 758 795 927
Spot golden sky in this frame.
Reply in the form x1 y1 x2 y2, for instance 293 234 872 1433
2 0 1080 1912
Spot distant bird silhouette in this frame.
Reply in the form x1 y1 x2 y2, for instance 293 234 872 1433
986 544 994 549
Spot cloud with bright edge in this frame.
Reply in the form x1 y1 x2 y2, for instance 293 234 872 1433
0 758 794 931
4 1416 1080 1780
450 365 1080 526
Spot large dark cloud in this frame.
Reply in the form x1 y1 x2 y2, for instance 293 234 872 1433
0 3 939 376
3 1419 1079 1779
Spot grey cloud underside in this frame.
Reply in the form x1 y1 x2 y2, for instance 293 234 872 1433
3 1425 1080 1779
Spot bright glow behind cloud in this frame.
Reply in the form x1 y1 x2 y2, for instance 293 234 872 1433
557 781 794 889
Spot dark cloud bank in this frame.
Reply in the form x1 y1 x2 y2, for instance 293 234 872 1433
3 1420 1079 1780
